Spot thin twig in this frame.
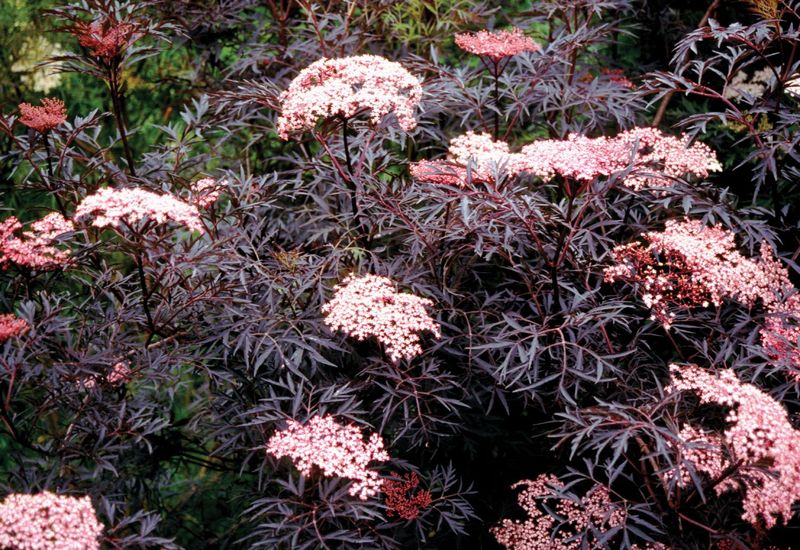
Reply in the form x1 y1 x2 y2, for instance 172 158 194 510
41 131 68 216
652 0 721 127
109 68 137 177
341 117 360 226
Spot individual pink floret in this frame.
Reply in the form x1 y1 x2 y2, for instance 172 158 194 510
604 219 791 327
0 491 104 550
322 274 441 362
277 55 422 139
760 294 800 377
266 414 390 500
0 314 30 343
18 98 67 133
492 475 625 549
75 187 205 233
0 213 74 270
667 364 800 529
455 28 540 62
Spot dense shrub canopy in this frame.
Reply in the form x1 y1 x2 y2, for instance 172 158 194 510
1 0 800 548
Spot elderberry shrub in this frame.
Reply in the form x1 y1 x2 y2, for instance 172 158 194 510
1 1 799 548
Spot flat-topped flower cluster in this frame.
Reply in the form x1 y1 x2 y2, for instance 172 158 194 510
667 364 800 528
605 217 800 376
322 274 441 362
455 27 540 62
0 186 209 272
411 128 720 190
18 98 67 132
0 313 30 343
0 491 104 550
383 472 432 520
604 219 790 327
0 213 74 270
277 55 422 139
75 17 137 60
492 475 625 549
75 187 205 233
266 414 390 500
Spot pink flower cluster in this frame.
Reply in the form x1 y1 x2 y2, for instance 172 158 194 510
84 361 132 390
190 177 224 208
525 128 720 190
448 131 533 181
455 28 540 62
0 213 74 270
409 160 473 186
383 471 432 520
0 491 104 550
18 98 67 132
760 294 800 377
604 219 791 327
667 364 800 528
411 131 550 186
277 55 422 139
411 128 720 190
322 274 441 362
492 475 624 549
76 18 136 60
669 424 728 486
75 187 205 233
266 414 390 500
107 361 131 384
0 314 30 343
